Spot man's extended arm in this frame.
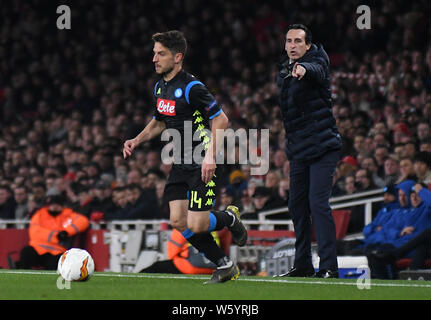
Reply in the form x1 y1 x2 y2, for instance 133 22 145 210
123 118 166 159
201 111 228 183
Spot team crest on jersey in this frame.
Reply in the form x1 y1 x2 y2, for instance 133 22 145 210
174 88 183 98
157 98 176 116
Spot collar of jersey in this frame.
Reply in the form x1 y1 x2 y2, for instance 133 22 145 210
162 69 185 85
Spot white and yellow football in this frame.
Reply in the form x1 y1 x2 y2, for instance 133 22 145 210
57 248 95 281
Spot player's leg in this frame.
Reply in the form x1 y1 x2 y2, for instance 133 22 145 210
185 174 245 283
168 192 231 269
186 209 239 284
169 199 189 232
188 173 247 246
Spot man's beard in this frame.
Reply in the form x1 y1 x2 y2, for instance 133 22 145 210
160 65 175 77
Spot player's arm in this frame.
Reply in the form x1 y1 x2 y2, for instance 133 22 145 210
201 111 228 183
123 118 166 159
188 83 227 183
205 110 228 164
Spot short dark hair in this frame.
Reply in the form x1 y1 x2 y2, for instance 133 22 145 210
152 30 187 57
286 24 312 44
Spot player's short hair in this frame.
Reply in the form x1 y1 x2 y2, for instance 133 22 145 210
152 30 187 57
286 24 312 44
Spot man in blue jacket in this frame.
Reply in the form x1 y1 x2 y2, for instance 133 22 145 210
338 181 412 256
368 183 431 278
362 180 413 249
277 24 342 278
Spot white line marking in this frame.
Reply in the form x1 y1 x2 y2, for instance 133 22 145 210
1 270 431 288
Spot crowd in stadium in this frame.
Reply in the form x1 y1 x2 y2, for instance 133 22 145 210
1 0 431 245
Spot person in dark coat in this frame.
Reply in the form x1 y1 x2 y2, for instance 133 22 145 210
277 24 342 278
0 185 16 219
105 184 161 220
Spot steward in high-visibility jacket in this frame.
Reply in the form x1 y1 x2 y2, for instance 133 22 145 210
167 229 219 274
29 195 90 256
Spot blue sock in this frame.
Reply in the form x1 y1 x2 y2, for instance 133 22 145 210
208 213 218 232
208 210 234 232
181 228 194 239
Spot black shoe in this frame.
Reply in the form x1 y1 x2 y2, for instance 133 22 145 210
205 262 240 284
226 205 248 246
369 250 397 263
314 269 339 278
279 267 315 277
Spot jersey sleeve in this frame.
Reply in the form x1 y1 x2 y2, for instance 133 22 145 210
187 83 222 120
153 81 163 121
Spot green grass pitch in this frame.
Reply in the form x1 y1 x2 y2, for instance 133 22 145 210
1 270 431 300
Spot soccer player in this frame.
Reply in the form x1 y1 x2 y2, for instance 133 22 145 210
123 30 247 283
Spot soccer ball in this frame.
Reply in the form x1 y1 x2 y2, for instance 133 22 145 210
57 248 95 281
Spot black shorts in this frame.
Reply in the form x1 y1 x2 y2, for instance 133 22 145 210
164 166 217 212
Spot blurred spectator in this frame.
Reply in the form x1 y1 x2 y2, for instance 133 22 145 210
105 184 160 220
242 186 287 220
127 169 143 185
27 182 47 216
419 139 431 153
383 155 400 186
0 185 16 219
278 178 289 204
361 156 385 188
14 185 29 219
240 188 255 215
374 145 389 177
343 174 357 195
264 170 281 197
355 168 376 192
145 151 162 171
155 179 169 219
70 185 99 218
396 157 417 184
333 156 358 194
417 121 431 142
401 140 417 159
413 152 431 185
217 187 235 211
91 180 116 216
272 149 287 176
225 169 247 201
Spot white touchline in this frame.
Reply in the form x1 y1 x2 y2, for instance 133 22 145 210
2 270 431 289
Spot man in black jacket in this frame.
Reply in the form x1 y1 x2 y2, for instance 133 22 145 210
277 24 342 278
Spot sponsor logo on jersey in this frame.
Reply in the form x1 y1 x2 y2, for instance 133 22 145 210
174 88 183 98
157 98 176 116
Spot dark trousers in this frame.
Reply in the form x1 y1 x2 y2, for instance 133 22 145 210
368 230 431 279
289 149 339 270
392 229 431 269
367 243 397 279
18 245 62 270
